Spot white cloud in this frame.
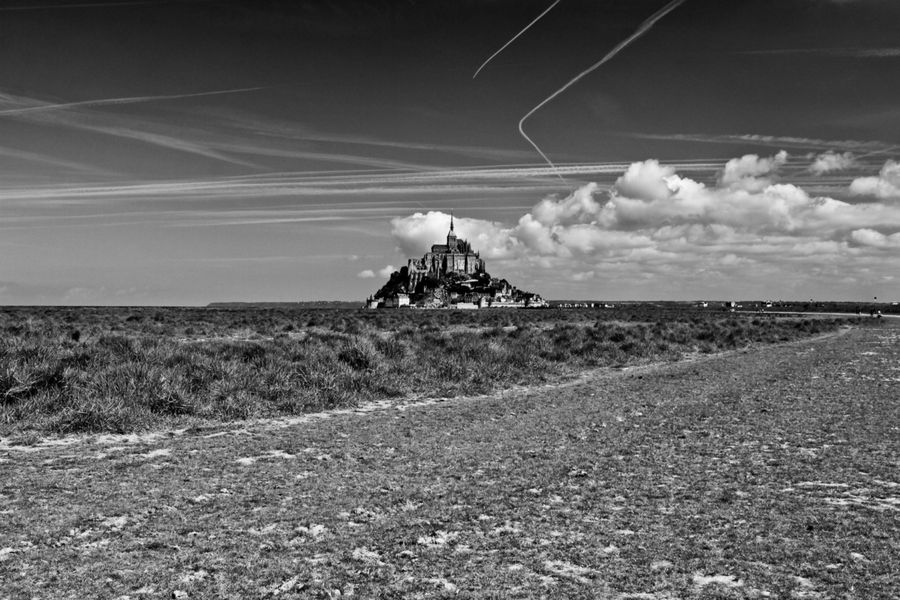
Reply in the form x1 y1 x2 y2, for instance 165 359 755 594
377 265 398 278
356 269 375 278
388 151 900 298
810 151 857 174
571 270 595 282
849 160 900 199
531 182 603 226
389 211 515 260
614 160 676 202
718 150 787 191
389 212 449 255
514 214 560 256
850 228 900 248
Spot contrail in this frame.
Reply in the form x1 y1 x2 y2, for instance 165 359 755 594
0 145 112 175
855 144 900 161
0 0 212 10
0 87 263 116
628 132 899 153
518 0 688 178
473 0 562 79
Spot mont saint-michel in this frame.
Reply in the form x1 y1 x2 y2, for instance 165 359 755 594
366 216 546 309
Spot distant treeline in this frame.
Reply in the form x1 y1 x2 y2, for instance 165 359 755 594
550 300 899 314
208 301 362 310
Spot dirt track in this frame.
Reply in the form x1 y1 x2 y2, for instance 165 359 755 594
2 322 898 599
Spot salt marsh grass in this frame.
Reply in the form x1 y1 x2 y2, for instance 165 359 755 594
0 306 851 436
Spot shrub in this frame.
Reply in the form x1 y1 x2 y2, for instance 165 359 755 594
338 338 381 371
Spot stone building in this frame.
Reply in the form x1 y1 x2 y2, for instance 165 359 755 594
404 215 485 291
369 214 544 308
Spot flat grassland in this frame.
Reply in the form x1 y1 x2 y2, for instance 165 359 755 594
0 306 851 437
1 308 897 598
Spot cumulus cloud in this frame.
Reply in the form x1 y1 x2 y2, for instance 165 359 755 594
356 266 398 279
850 228 900 248
849 160 900 199
810 151 857 174
390 211 515 260
718 150 787 191
614 161 676 202
388 151 900 297
571 270 595 282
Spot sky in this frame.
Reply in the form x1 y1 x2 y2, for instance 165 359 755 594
1 0 899 305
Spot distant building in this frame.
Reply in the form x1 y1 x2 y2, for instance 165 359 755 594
369 214 544 309
405 215 486 291
383 293 410 308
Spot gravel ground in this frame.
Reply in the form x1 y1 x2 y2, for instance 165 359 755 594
1 322 898 599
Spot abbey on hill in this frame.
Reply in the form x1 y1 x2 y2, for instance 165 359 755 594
366 216 546 309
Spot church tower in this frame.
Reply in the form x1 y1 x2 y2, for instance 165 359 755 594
446 213 458 253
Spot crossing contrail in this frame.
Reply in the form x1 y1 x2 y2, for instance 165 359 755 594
0 87 263 117
518 0 688 178
473 0 563 79
855 144 900 161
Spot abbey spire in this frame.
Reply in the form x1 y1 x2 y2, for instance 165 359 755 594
446 212 458 252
